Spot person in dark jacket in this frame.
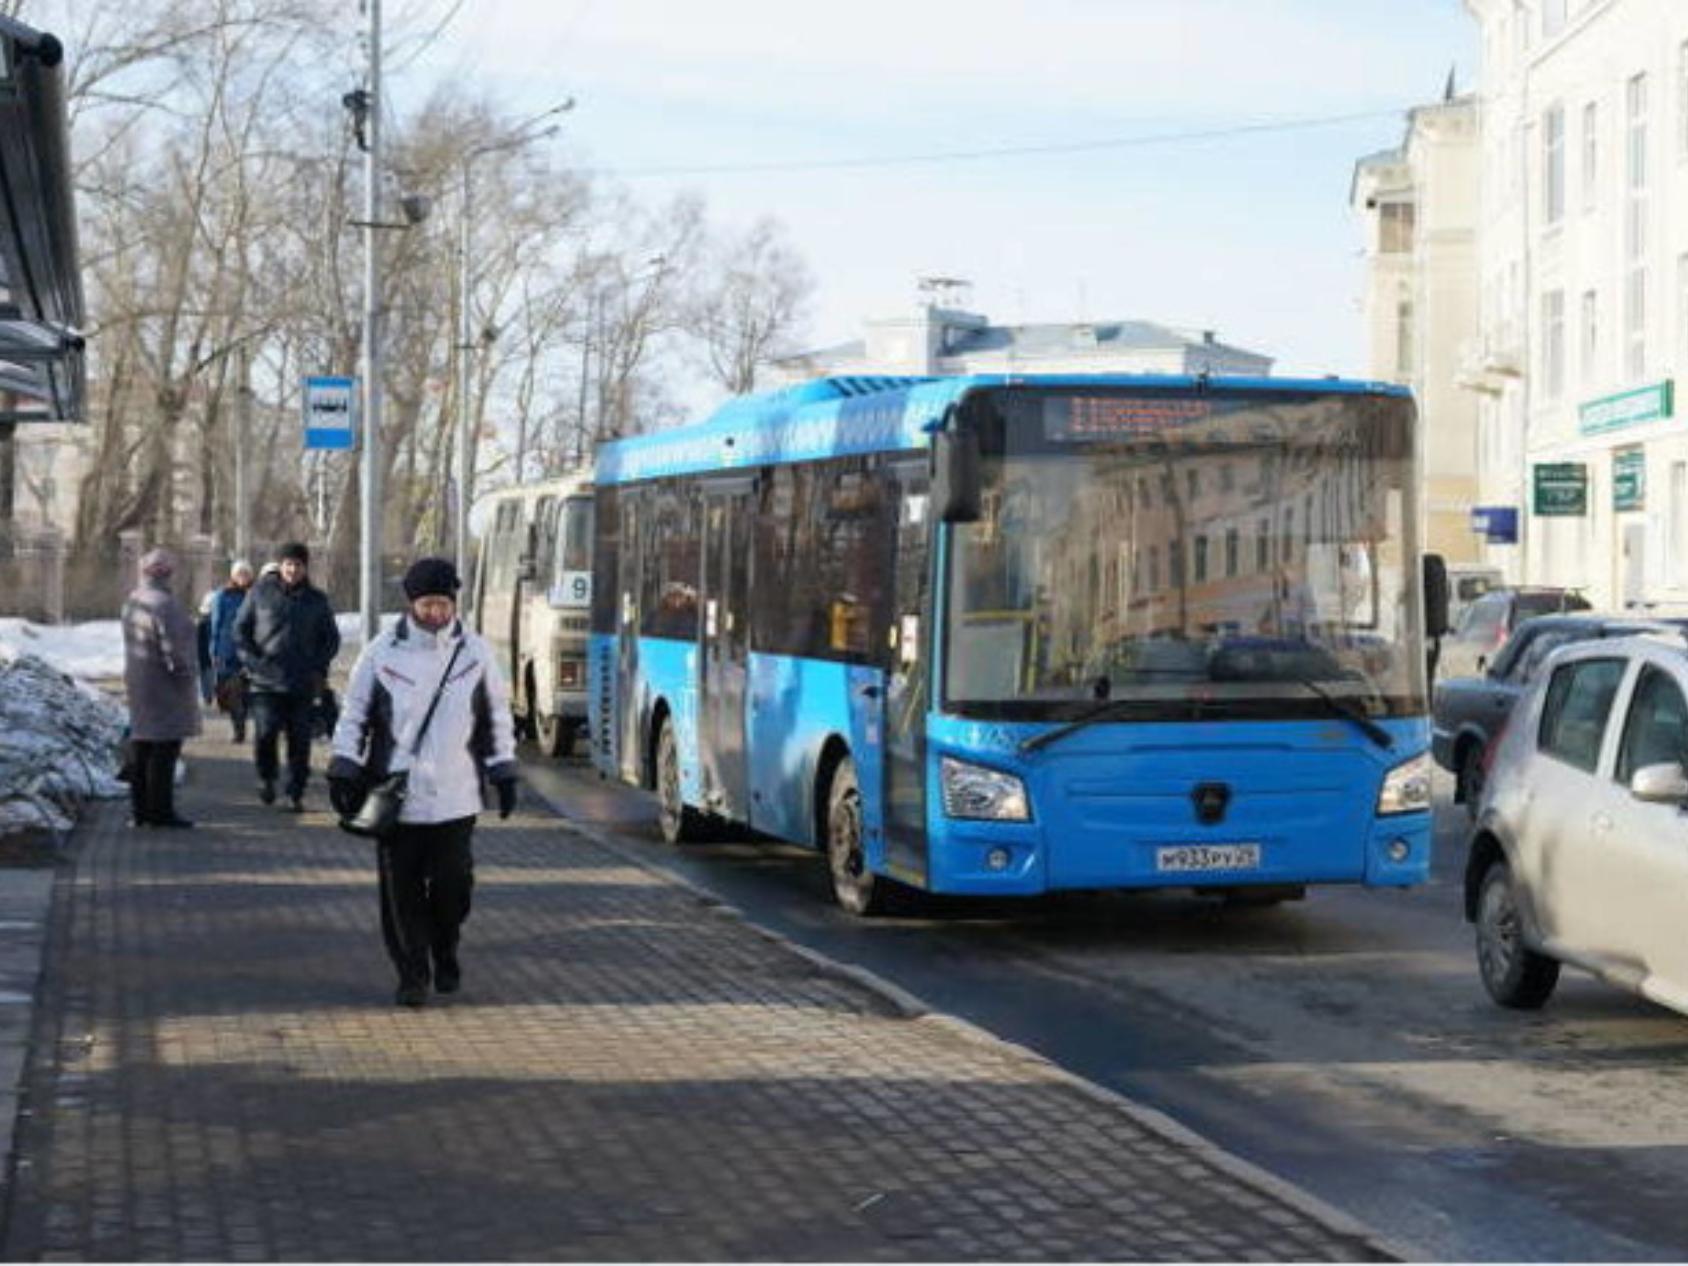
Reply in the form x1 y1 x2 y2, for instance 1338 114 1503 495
120 548 202 828
328 557 517 1008
208 559 254 742
235 541 340 811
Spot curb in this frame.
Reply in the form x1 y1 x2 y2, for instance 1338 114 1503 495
520 772 1414 1263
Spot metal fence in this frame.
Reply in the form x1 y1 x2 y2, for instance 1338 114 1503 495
0 532 384 623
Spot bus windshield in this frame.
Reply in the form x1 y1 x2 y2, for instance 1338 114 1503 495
943 388 1423 722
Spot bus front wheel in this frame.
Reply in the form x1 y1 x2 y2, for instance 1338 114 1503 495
656 719 705 844
826 758 895 917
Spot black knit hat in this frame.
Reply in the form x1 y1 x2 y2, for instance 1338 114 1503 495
402 557 461 601
277 541 310 565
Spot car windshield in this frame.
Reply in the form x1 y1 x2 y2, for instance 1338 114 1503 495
1515 591 1591 618
943 387 1424 721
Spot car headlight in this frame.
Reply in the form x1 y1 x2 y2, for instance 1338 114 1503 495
1377 752 1432 816
940 757 1031 821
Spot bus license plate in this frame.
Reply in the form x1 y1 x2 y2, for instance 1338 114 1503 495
1155 844 1261 873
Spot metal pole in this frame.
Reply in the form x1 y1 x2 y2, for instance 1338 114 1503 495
234 347 251 561
454 161 472 581
359 0 383 643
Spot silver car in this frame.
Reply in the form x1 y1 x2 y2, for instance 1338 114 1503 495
1465 631 1688 1014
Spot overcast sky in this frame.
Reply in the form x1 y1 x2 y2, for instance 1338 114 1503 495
406 0 1475 380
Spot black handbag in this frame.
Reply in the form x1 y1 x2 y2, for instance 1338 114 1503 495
340 639 464 840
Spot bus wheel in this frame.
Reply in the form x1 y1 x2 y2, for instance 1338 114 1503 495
656 719 704 844
535 710 574 759
826 758 893 916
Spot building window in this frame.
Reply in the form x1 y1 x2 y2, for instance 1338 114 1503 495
1256 519 1269 572
1186 468 1200 503
1543 103 1566 225
1396 298 1414 378
1628 74 1648 380
1225 528 1239 578
1193 535 1208 584
1542 0 1566 38
1148 546 1160 593
1542 290 1566 399
1581 101 1598 211
1627 269 1647 381
1672 462 1687 581
1680 41 1688 159
1379 200 1414 254
1581 288 1598 382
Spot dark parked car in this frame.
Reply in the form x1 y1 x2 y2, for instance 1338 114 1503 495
1436 587 1592 682
1433 613 1674 812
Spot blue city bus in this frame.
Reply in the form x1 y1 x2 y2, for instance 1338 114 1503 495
589 374 1439 915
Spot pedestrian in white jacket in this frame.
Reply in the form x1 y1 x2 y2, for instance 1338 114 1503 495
327 557 518 1008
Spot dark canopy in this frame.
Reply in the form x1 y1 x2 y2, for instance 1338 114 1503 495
0 15 82 423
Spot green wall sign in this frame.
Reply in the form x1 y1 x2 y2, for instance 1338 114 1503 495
1534 462 1588 516
1580 380 1674 435
1613 449 1645 511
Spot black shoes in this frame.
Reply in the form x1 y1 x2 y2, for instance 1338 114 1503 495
232 725 246 744
284 793 305 813
258 780 276 806
434 961 461 995
152 816 195 830
395 982 428 1008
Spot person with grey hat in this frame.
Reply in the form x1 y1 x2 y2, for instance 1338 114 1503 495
328 556 518 1008
235 540 340 811
120 548 202 828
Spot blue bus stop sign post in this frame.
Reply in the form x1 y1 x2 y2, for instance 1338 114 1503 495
303 375 357 450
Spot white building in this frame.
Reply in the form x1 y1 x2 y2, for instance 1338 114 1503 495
767 292 1272 385
1351 94 1483 564
1465 0 1688 609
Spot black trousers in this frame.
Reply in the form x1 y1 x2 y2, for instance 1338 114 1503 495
251 690 314 795
376 817 476 987
129 739 182 824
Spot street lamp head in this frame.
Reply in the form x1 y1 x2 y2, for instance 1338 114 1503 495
399 193 432 226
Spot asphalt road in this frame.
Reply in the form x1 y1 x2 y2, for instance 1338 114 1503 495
521 754 1688 1262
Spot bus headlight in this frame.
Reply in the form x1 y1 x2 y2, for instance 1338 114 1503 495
1376 752 1432 816
941 757 1031 821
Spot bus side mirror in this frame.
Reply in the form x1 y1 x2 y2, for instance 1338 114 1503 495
1423 553 1450 640
932 428 981 524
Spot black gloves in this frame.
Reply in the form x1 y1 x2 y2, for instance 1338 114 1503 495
328 776 364 818
326 755 367 819
494 777 517 819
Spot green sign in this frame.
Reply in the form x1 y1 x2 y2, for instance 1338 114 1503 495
1614 449 1646 511
1534 462 1588 516
1580 380 1674 435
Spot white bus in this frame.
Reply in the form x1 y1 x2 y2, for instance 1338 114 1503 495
471 473 595 756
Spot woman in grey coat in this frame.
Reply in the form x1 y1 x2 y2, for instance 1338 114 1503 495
121 548 202 828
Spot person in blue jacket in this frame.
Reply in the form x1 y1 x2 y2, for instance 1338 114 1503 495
207 559 254 742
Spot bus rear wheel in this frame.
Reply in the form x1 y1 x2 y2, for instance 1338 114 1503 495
826 758 897 916
656 719 704 844
535 709 575 759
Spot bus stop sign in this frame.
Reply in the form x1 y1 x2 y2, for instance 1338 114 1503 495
303 375 357 450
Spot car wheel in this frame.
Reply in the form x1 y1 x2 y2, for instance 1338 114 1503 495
825 757 898 916
1475 861 1560 1009
656 719 704 844
1457 743 1485 818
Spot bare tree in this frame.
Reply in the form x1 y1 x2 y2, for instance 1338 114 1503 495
691 216 813 395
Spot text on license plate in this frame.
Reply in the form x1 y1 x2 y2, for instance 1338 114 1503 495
1155 843 1262 873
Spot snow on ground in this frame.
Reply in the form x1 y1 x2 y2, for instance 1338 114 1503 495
0 636 127 835
0 617 127 681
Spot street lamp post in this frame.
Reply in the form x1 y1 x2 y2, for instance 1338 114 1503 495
453 102 572 583
358 0 383 646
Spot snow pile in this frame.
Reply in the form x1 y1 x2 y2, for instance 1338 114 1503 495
0 643 128 835
0 618 127 680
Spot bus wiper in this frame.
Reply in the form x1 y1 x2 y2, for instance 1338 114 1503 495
1019 697 1145 755
1291 677 1392 749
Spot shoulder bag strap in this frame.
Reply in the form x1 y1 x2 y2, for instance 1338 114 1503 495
408 637 466 756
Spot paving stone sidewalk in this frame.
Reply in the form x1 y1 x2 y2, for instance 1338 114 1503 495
1 736 1396 1262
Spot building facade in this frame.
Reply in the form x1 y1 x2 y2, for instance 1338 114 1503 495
767 299 1272 385
1352 96 1484 565
1465 0 1688 609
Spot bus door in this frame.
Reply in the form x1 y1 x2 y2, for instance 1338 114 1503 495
882 458 931 884
700 476 755 820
